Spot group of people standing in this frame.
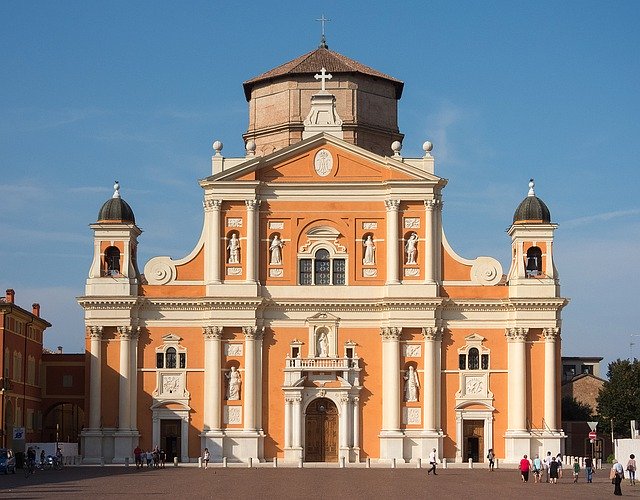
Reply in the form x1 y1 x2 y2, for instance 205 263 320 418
519 452 588 484
133 446 166 469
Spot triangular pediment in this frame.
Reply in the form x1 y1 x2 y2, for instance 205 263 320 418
306 312 341 323
201 134 442 186
464 333 486 343
162 333 182 343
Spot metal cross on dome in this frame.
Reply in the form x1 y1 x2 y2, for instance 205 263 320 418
316 14 330 48
314 67 332 91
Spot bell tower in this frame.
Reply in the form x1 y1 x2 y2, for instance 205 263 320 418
507 179 559 297
85 181 141 296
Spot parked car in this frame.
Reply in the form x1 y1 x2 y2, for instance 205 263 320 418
0 448 16 474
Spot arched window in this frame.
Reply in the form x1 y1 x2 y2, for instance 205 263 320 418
299 248 346 285
104 246 121 276
458 335 490 371
526 246 542 277
165 347 177 369
155 334 187 371
468 348 480 370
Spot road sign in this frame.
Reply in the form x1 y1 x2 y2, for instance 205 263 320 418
587 421 598 431
588 431 597 440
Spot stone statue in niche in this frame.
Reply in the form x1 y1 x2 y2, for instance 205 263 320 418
405 232 418 265
363 235 376 265
226 366 241 400
404 365 420 402
269 235 283 265
227 233 240 264
317 330 329 357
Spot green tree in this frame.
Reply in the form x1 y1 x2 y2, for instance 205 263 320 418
596 358 640 437
562 396 593 421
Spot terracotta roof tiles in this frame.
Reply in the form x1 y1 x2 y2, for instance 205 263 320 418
243 47 403 100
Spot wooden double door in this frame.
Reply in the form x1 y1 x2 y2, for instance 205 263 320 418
305 398 338 462
463 419 484 462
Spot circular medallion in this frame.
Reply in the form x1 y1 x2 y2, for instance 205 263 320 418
314 149 333 177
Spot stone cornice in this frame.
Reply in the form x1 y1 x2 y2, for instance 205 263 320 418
77 295 567 314
442 298 568 313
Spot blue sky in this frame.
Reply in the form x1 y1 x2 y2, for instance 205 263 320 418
1 1 638 372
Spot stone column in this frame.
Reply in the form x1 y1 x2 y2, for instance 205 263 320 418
543 327 560 431
434 198 443 283
339 394 350 459
380 327 402 430
204 199 222 284
88 326 103 429
256 329 264 430
424 201 436 283
422 327 440 432
242 326 261 431
352 396 360 452
505 327 528 431
203 326 223 430
129 327 139 431
245 200 260 283
292 396 302 449
385 200 401 285
117 326 132 430
284 396 293 449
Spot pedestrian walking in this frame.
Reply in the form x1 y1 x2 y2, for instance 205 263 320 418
519 454 530 483
487 449 495 471
549 456 559 484
572 459 580 483
556 453 563 480
611 459 624 496
585 456 594 483
427 448 438 475
543 451 552 482
532 454 543 483
627 454 636 485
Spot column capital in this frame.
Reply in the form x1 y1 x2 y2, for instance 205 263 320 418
203 325 223 340
505 327 529 342
424 199 441 211
117 326 135 340
384 199 400 211
87 325 103 340
339 393 350 406
242 326 264 340
422 326 443 341
380 326 402 341
542 327 560 341
203 199 222 212
352 396 360 406
245 199 261 211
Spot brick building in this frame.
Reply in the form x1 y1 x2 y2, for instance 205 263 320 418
0 289 51 448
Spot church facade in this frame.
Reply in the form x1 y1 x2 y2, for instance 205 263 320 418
79 45 567 465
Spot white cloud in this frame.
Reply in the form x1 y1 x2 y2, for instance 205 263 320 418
561 208 640 228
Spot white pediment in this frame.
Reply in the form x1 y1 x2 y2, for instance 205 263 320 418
200 133 444 185
162 333 182 343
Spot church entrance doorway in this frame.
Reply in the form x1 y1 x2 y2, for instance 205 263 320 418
463 419 484 462
304 398 338 462
160 419 181 462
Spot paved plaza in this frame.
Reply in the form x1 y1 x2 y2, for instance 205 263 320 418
0 464 635 499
